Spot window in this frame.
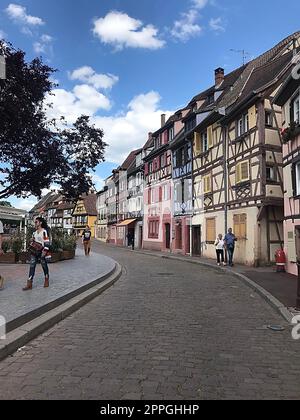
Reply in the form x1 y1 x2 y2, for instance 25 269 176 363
291 92 300 124
234 214 247 239
237 113 249 137
168 127 175 142
185 118 196 133
295 162 300 196
201 131 208 153
160 153 166 168
206 218 216 243
236 161 250 184
148 219 159 239
266 166 277 182
265 111 273 127
203 174 212 194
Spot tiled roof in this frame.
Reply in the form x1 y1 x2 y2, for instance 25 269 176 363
82 193 97 216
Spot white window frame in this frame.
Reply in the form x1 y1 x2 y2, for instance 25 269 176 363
296 162 300 196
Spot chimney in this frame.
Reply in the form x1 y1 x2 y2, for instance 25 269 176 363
215 67 225 87
161 114 166 128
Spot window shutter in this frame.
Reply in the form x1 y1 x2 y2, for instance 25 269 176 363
144 163 149 176
241 162 249 181
164 131 168 144
157 155 161 170
206 219 216 242
194 132 201 154
248 105 257 129
236 164 241 184
159 186 163 202
208 126 214 148
148 188 151 205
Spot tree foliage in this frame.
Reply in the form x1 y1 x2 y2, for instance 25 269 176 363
0 41 107 200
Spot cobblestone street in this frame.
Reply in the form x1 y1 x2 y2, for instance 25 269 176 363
0 241 300 400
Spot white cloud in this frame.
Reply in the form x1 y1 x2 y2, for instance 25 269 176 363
0 29 7 39
12 197 38 211
69 66 119 90
46 84 112 123
93 91 173 164
89 173 104 191
5 4 44 26
93 11 165 50
192 0 209 9
171 9 203 42
34 34 53 54
209 17 225 32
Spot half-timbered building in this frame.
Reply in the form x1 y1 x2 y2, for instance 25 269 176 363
169 109 193 255
192 32 300 266
143 115 173 251
274 61 300 275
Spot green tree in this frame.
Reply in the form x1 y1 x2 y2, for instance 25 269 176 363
0 41 107 200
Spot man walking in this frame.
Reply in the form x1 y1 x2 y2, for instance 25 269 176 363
0 219 4 289
224 228 237 267
82 225 92 256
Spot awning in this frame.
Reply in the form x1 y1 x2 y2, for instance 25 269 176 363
117 219 137 227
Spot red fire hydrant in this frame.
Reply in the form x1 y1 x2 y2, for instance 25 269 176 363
275 249 286 273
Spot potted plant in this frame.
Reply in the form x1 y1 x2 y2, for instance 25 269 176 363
0 239 15 264
49 237 63 263
61 235 77 260
11 235 24 263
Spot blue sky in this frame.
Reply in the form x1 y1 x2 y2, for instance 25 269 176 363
1 0 300 209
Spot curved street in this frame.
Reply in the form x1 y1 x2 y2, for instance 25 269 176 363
0 241 300 400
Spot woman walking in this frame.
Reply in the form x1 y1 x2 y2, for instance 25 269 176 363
215 234 226 267
23 217 51 291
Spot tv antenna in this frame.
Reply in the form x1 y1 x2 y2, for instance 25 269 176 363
230 49 251 65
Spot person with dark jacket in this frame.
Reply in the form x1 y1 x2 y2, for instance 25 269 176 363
224 228 238 267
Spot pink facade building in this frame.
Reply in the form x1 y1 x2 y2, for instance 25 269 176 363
275 70 300 275
143 116 173 252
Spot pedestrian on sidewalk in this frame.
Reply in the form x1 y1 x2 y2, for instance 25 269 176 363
215 234 226 267
0 219 4 289
82 225 92 256
224 228 237 267
23 217 51 291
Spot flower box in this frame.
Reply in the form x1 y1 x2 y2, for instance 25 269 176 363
0 252 16 264
49 252 62 264
61 250 76 261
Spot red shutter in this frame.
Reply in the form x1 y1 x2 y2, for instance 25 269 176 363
164 131 168 144
157 155 161 169
144 163 149 176
159 186 163 202
148 188 151 205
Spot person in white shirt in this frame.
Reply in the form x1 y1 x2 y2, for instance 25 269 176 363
0 220 4 289
23 217 51 291
215 234 226 267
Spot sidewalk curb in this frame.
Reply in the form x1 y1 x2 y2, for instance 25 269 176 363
131 249 294 324
0 263 123 362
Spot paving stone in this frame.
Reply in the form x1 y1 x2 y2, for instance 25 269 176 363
0 241 300 400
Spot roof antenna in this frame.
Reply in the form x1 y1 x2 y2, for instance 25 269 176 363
230 49 250 65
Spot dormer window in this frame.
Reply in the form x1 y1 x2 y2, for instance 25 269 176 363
208 95 214 105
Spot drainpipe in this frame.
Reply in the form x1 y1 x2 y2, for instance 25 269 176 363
190 136 194 257
224 126 228 234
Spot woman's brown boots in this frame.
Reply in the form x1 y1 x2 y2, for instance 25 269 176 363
23 280 33 291
44 276 49 288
